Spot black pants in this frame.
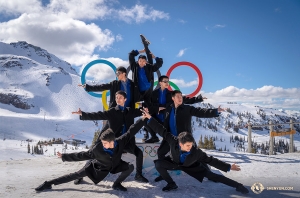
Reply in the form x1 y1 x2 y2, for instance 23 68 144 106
139 88 153 108
144 116 162 139
155 159 239 188
124 140 144 175
157 139 170 160
48 163 134 185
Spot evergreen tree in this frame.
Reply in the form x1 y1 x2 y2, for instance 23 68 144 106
27 143 30 153
92 129 101 146
208 137 214 149
204 136 209 149
198 135 204 149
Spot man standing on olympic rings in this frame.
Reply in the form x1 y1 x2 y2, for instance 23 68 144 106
154 90 225 182
143 75 207 143
72 91 150 183
129 42 163 107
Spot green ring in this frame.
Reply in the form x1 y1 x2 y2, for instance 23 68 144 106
154 81 180 91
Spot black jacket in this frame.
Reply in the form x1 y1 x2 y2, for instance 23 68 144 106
149 88 205 114
164 103 219 134
80 106 144 138
129 50 163 88
61 118 146 184
148 118 230 181
85 79 138 108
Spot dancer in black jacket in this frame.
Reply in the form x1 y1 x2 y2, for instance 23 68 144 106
35 117 147 192
154 90 224 182
129 48 163 107
144 75 207 143
72 91 150 183
141 110 249 194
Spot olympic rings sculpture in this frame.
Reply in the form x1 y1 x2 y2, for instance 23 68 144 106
81 59 203 109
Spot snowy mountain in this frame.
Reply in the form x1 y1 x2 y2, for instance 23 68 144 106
191 102 300 155
0 40 299 153
0 41 103 145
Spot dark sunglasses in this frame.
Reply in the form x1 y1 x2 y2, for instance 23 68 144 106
116 72 123 76
161 80 169 83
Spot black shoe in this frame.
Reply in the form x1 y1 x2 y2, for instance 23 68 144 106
35 181 52 192
134 173 149 183
162 182 178 192
154 175 164 182
145 136 159 143
236 184 249 194
140 34 151 46
112 182 127 191
74 178 83 185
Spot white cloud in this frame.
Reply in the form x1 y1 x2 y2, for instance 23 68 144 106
116 34 123 42
177 48 188 57
79 57 129 82
0 1 169 66
0 13 115 66
178 19 187 24
116 4 169 24
205 24 226 32
170 78 198 88
0 0 42 15
198 86 300 110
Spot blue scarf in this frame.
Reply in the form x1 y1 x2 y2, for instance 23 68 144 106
179 150 191 164
103 141 118 156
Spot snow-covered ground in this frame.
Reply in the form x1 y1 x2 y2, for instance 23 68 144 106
1 140 300 198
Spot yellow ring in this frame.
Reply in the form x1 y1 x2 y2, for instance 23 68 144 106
102 91 141 110
102 90 109 110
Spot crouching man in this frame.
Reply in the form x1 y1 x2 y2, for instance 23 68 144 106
141 109 249 194
35 117 147 192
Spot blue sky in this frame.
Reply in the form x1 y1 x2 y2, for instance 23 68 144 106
0 0 300 110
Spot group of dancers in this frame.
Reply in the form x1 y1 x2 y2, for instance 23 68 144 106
35 38 249 194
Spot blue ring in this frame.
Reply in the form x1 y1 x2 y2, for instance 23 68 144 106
81 59 117 98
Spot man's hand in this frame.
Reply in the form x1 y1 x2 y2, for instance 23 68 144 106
151 53 156 59
57 151 62 158
230 163 241 171
218 105 227 112
139 49 146 53
78 84 86 88
72 108 82 116
141 107 151 120
158 107 166 112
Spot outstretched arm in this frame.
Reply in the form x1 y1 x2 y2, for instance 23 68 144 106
58 150 94 162
183 94 207 104
195 149 232 172
117 115 147 145
84 82 112 92
189 105 224 118
142 109 177 145
72 108 112 120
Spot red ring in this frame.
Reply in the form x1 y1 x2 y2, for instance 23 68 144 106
166 61 203 97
